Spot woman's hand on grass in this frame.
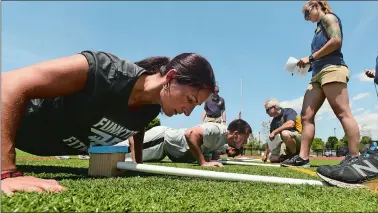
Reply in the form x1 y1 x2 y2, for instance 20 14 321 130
1 176 67 196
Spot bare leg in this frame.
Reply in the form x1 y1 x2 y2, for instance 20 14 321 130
322 82 360 157
281 130 296 154
299 84 326 160
269 155 281 163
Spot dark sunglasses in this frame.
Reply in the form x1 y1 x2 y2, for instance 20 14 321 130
266 106 274 113
304 7 312 20
214 90 219 93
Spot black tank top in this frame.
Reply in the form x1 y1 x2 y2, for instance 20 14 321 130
15 51 161 156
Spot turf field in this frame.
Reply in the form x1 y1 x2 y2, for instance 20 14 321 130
2 150 378 212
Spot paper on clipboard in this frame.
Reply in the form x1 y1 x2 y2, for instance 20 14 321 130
284 57 310 77
267 134 282 150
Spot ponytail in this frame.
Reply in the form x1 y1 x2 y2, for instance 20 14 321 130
134 56 170 74
318 0 333 13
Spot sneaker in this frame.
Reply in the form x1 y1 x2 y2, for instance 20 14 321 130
78 155 90 160
316 148 378 188
338 154 353 166
280 155 310 168
278 154 293 162
315 154 353 178
55 156 70 160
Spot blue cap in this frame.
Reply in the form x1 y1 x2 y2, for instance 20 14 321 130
88 146 129 154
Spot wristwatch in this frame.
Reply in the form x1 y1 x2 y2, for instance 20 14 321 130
309 55 314 62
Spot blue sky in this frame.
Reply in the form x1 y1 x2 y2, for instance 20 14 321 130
2 1 378 142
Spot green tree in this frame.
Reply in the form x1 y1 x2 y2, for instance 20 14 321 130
325 136 338 149
247 136 260 154
360 136 372 145
334 140 345 150
146 117 161 131
243 143 252 150
248 136 260 147
261 143 268 150
311 138 324 152
340 135 348 146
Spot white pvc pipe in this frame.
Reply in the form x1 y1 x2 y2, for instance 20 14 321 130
117 162 326 186
217 160 280 167
220 158 263 163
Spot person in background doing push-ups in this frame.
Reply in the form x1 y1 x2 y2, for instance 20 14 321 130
117 119 252 166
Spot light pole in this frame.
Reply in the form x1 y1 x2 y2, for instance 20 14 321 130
258 131 261 155
259 132 260 144
239 76 243 119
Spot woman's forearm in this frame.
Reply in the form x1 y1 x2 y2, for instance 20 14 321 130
1 76 27 172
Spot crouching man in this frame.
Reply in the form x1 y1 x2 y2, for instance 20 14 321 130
262 98 302 163
116 119 252 167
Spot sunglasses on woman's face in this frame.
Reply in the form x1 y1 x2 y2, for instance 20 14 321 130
304 7 313 20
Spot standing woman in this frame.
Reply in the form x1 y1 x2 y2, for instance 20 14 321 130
1 50 216 195
317 55 378 187
281 0 361 169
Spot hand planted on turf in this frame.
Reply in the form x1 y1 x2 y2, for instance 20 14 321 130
201 161 224 167
297 57 310 68
262 155 268 163
1 176 67 196
364 69 375 78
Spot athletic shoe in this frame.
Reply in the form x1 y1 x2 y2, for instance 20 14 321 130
55 156 70 160
78 155 90 160
337 154 353 166
280 155 310 168
316 147 378 188
278 154 292 162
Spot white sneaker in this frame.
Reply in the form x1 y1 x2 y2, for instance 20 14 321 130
78 155 90 160
55 156 70 160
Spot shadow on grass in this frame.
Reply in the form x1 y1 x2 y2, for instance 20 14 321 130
18 165 179 180
17 165 332 186
19 165 87 175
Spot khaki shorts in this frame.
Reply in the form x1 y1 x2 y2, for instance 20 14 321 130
204 116 222 124
308 65 350 89
271 131 301 157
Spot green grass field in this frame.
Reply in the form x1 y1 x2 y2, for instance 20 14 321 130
2 150 378 212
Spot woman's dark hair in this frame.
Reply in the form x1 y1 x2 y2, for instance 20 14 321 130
227 119 252 135
134 53 216 91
